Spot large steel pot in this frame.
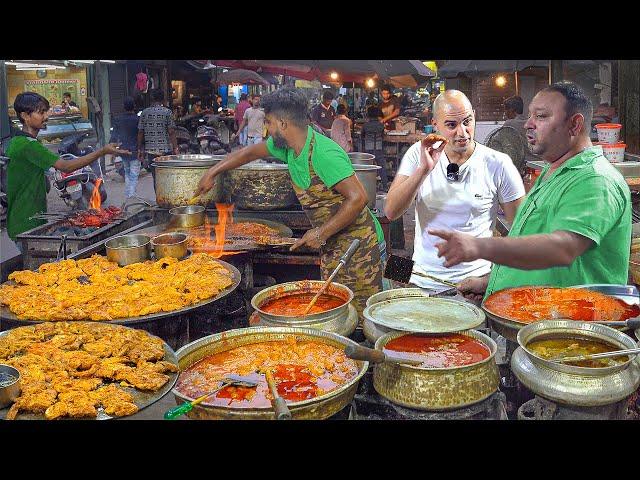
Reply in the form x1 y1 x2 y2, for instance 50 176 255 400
172 326 368 420
482 284 639 342
152 162 224 208
251 281 355 336
373 329 500 411
153 154 226 167
222 161 299 210
347 152 376 165
353 164 381 210
511 320 640 407
363 288 431 343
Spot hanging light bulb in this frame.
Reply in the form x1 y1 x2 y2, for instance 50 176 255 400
495 75 507 87
330 71 338 80
366 78 375 88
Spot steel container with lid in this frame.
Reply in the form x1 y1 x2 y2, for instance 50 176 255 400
511 320 640 407
363 288 431 343
353 164 381 209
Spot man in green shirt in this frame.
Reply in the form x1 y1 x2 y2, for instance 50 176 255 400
428 81 631 301
195 87 385 317
7 92 129 248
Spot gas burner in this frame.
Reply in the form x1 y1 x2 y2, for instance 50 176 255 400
517 395 632 420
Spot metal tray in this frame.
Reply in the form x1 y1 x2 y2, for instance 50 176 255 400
363 296 485 334
0 260 241 326
0 324 178 420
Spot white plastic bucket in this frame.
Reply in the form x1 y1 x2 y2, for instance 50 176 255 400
597 142 626 163
595 123 622 143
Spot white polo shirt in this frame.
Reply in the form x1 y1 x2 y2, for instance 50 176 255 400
396 141 525 288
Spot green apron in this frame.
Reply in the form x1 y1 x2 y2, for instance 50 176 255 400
292 134 383 321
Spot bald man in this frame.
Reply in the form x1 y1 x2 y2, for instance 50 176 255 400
384 90 526 291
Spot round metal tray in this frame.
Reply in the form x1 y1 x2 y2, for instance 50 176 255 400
0 260 241 326
0 324 178 420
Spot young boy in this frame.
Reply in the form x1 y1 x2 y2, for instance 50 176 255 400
6 92 129 250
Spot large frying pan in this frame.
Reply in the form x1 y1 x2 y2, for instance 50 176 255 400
0 260 241 327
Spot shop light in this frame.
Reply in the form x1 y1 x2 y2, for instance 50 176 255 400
366 78 375 88
7 61 66 69
330 71 338 80
495 75 507 87
69 60 95 64
99 60 116 63
16 67 59 71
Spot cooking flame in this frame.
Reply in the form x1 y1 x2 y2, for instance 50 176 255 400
89 178 102 210
211 203 235 258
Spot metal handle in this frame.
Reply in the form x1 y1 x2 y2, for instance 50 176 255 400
164 401 193 420
551 347 640 364
273 397 292 420
339 239 361 266
345 344 423 366
626 319 640 330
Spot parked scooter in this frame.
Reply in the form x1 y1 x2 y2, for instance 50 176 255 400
53 132 107 210
195 124 229 155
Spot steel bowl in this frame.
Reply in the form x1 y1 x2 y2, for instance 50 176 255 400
373 329 500 411
511 320 640 406
172 326 368 420
0 364 21 409
251 281 354 335
152 232 188 259
363 288 431 343
105 234 151 266
169 205 206 228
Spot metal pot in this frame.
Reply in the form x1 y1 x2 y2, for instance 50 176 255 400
223 161 299 210
153 154 226 167
105 234 151 266
0 364 20 409
353 164 381 210
511 320 640 407
172 326 368 420
153 162 224 208
347 152 376 166
152 232 188 259
373 329 500 411
363 288 431 343
168 205 206 228
251 281 355 336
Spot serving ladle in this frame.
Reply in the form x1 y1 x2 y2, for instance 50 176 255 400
549 347 640 364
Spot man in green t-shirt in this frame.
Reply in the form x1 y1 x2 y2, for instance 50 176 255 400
195 87 385 317
428 81 631 302
6 92 130 248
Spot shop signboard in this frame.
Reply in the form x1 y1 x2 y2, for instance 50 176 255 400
24 79 80 107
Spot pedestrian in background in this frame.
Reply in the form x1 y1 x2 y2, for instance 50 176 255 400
110 96 141 198
234 93 252 146
331 104 353 152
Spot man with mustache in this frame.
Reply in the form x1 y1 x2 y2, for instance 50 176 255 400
430 82 631 302
195 87 384 318
384 90 526 292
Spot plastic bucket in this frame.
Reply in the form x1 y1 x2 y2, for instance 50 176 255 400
595 123 622 143
596 142 626 163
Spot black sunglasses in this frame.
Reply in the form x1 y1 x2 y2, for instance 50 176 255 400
447 163 460 182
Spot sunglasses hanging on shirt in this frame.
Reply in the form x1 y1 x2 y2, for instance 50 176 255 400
446 163 460 182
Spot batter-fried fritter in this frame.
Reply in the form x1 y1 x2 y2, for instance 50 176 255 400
0 322 177 420
0 253 234 321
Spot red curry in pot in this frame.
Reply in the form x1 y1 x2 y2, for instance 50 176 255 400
260 293 346 316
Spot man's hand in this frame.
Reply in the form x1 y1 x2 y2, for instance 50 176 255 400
103 143 131 156
418 136 447 174
456 275 489 303
429 229 483 268
290 227 324 251
194 170 218 198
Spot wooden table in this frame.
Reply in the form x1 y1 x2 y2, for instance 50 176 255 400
383 132 427 172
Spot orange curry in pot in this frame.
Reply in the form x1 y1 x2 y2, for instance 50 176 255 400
384 333 491 368
483 287 640 323
175 336 359 408
260 293 346 316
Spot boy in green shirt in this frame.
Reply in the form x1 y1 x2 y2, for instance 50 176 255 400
7 92 129 248
427 81 631 301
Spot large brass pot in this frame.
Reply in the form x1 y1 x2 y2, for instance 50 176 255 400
511 320 640 407
251 281 355 337
373 330 500 411
172 326 368 420
153 162 225 208
223 161 299 210
363 288 431 343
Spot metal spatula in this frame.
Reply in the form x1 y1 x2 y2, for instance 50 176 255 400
550 347 640 364
384 254 457 288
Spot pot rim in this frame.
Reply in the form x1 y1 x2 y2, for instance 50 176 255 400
105 234 151 250
151 232 188 246
516 320 636 375
251 280 354 320
172 326 368 410
169 205 206 216
374 329 497 372
0 364 20 388
352 163 382 171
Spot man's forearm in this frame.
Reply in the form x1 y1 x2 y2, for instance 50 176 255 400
137 131 144 152
56 148 106 173
477 231 587 270
207 144 266 176
169 130 178 152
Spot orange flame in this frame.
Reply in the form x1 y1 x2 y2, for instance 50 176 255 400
211 203 234 258
89 178 103 210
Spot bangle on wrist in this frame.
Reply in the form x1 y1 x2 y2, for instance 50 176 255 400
315 228 326 247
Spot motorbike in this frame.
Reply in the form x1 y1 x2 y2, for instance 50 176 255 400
195 124 229 155
52 132 107 210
